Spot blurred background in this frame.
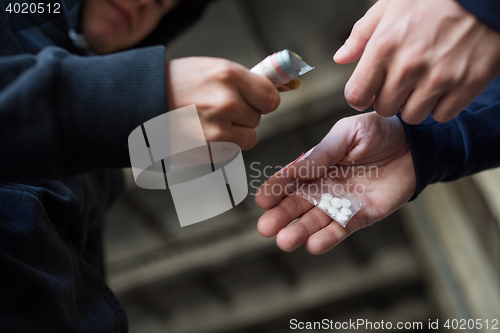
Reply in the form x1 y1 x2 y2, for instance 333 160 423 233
104 0 500 332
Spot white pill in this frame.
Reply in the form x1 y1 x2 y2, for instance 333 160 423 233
318 199 331 209
321 193 333 202
336 213 348 223
341 198 351 208
340 207 352 216
328 207 339 216
331 198 342 208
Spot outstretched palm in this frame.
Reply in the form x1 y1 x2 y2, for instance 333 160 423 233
255 112 416 254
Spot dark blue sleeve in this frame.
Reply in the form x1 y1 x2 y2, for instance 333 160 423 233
0 45 166 183
400 74 500 200
455 0 500 33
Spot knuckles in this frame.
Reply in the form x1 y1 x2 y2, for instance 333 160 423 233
262 90 281 114
210 60 281 115
345 84 371 111
431 110 453 123
203 126 225 143
371 32 397 56
237 129 258 150
400 110 425 125
399 53 427 78
203 124 258 151
351 19 365 40
373 100 399 117
244 130 259 150
428 71 456 90
212 90 241 114
249 114 262 128
212 60 241 83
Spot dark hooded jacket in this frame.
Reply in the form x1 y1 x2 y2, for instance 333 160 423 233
0 0 500 331
0 0 211 332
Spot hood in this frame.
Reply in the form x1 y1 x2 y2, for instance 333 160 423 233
6 0 214 55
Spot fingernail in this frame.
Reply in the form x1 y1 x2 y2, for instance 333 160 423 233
302 146 315 160
334 45 345 60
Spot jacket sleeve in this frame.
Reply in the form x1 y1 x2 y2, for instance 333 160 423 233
400 75 500 200
455 0 500 33
0 45 166 183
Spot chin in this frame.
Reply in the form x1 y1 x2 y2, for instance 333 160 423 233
84 21 122 54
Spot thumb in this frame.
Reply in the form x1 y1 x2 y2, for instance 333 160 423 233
334 0 389 64
286 123 350 180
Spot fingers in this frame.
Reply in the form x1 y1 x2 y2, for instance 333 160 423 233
234 65 281 115
305 220 351 255
276 207 333 252
373 58 425 117
257 194 314 238
203 122 258 150
334 0 389 65
198 89 261 149
399 87 442 124
344 52 385 111
228 98 262 128
336 0 391 111
255 174 292 210
400 73 484 124
208 60 280 115
336 0 500 124
259 195 353 254
226 126 258 150
430 91 472 123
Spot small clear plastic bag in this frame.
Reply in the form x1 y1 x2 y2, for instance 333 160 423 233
280 174 366 227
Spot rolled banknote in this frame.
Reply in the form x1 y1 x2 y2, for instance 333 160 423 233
251 49 314 90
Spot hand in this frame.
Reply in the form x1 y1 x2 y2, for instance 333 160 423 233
166 57 280 150
255 112 416 254
334 0 500 124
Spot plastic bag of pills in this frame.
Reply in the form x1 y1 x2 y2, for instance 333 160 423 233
280 175 366 227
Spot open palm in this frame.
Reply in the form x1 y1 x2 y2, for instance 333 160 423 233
255 112 416 254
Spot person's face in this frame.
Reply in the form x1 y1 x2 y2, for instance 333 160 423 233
82 0 177 54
